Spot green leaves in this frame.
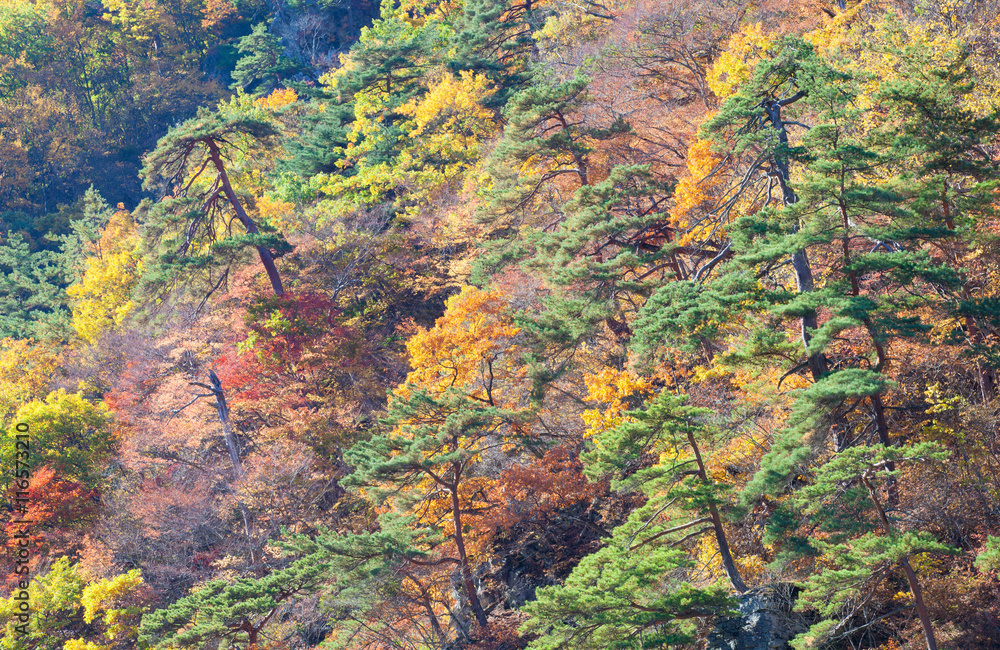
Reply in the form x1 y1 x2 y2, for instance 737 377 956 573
140 106 280 192
139 103 290 297
785 442 957 649
0 233 70 340
522 525 734 649
231 23 301 95
583 390 707 487
521 390 747 647
139 547 332 648
2 390 114 490
0 557 145 650
745 370 897 500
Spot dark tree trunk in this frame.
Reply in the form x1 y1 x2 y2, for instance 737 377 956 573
688 430 747 593
206 371 259 567
763 96 830 385
862 474 938 650
205 139 285 296
450 480 490 630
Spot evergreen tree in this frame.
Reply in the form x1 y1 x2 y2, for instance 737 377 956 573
446 0 536 107
0 233 70 340
50 187 113 279
334 0 439 101
484 72 625 217
637 39 965 496
869 41 1000 400
231 22 300 96
140 101 292 298
139 546 333 648
522 164 675 350
789 443 956 650
344 389 526 632
279 97 356 178
522 391 745 649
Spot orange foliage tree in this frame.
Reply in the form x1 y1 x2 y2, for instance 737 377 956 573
344 286 529 637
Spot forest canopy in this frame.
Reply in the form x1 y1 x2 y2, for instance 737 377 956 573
3 0 1000 649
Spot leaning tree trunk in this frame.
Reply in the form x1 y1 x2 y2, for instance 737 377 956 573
449 462 491 631
202 371 259 567
205 139 285 296
862 473 938 650
688 430 747 593
763 96 830 386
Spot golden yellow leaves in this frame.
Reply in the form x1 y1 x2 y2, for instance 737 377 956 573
400 71 496 142
695 535 767 584
253 193 298 234
395 71 497 210
315 71 497 220
255 87 298 112
581 367 652 438
67 206 142 344
0 557 144 650
706 23 773 100
80 569 143 633
402 286 520 403
671 136 726 246
396 0 463 27
63 641 113 650
0 337 60 426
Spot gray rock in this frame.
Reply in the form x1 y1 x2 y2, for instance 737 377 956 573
707 584 808 650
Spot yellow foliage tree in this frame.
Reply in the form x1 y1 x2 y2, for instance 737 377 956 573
313 72 497 223
255 87 298 111
0 557 144 650
394 71 497 214
0 338 60 427
706 22 774 100
670 134 733 247
402 285 521 403
66 205 142 344
580 367 653 438
80 569 144 640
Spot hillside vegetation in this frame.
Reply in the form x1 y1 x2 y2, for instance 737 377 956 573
2 0 1000 648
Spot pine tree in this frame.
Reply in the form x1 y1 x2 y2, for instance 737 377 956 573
869 40 1000 400
344 389 523 633
789 443 956 650
637 39 965 496
139 546 333 648
521 391 745 649
446 0 535 107
140 101 291 298
230 23 300 96
0 233 70 340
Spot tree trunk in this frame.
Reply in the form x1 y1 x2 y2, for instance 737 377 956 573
205 139 285 296
900 558 939 650
869 392 899 506
687 429 747 593
207 371 259 568
449 463 490 630
763 97 830 386
863 473 938 650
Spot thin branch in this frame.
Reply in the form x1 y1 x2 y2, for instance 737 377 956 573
629 517 712 552
167 393 213 422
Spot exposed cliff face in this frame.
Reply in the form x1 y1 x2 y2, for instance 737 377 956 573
708 585 809 650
